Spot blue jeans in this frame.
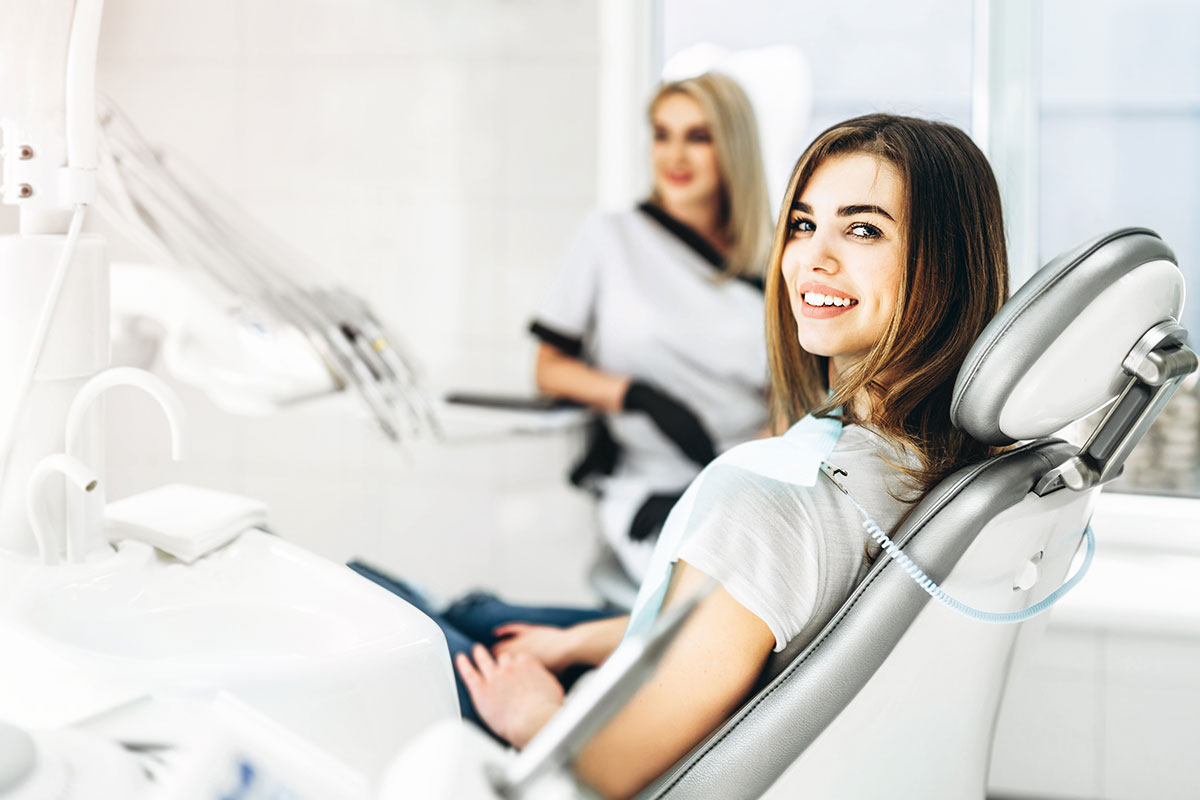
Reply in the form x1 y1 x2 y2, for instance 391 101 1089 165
346 561 620 733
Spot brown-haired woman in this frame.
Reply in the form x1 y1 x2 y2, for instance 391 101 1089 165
457 113 1011 800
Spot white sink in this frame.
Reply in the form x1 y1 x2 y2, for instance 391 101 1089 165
0 530 458 782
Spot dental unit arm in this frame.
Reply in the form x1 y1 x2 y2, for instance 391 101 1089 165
94 97 441 442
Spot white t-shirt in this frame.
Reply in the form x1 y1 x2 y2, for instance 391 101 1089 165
532 206 770 580
674 424 919 651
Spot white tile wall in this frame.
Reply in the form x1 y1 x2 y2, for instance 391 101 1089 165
94 0 604 603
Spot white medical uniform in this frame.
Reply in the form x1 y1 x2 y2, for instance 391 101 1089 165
531 204 769 581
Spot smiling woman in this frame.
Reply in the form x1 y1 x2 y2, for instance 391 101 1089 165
449 114 1012 800
767 114 1010 493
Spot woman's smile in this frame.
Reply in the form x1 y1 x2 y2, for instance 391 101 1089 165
663 170 694 186
797 281 859 318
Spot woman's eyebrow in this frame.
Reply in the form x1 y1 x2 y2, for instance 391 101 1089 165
790 201 895 222
839 204 895 221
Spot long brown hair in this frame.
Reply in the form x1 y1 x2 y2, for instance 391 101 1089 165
764 114 1010 492
649 73 772 280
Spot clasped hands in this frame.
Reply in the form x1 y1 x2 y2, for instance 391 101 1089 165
455 622 580 748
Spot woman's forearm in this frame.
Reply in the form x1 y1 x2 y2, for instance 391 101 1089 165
566 615 630 667
536 343 630 413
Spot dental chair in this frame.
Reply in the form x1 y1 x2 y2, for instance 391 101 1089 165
620 227 1195 799
418 227 1194 800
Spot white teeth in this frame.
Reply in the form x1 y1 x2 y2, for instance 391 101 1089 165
804 291 855 308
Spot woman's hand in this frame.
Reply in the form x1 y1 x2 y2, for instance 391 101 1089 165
492 623 579 674
456 644 564 749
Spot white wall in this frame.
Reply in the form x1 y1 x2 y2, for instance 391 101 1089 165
662 0 976 168
94 0 605 603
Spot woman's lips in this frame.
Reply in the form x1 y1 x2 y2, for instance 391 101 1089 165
796 283 858 319
663 172 693 185
799 301 854 319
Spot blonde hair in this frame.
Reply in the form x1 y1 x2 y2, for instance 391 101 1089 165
764 114 1011 493
649 73 772 280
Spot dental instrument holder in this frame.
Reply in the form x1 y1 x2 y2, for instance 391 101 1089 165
485 581 716 800
1034 321 1198 496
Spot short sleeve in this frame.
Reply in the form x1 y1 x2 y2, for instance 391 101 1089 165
674 463 822 652
528 214 605 358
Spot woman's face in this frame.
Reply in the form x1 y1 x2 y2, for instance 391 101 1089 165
781 152 906 379
651 93 721 210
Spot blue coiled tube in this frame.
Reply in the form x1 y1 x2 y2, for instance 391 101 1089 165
842 490 1095 624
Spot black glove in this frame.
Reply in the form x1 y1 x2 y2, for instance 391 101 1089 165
568 415 622 488
622 380 717 467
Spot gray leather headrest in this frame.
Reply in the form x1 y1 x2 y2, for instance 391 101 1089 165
951 228 1183 445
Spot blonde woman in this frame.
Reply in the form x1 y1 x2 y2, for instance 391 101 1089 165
350 72 774 740
530 72 774 584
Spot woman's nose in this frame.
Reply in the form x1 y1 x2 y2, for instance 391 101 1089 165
805 233 839 275
665 137 688 163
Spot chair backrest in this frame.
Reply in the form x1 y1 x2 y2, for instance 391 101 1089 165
639 441 1091 799
636 228 1195 800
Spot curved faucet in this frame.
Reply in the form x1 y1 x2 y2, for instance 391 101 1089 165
26 454 100 565
64 367 187 563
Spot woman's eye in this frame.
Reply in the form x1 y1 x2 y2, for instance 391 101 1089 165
653 128 668 142
848 222 883 239
686 129 713 144
787 217 815 236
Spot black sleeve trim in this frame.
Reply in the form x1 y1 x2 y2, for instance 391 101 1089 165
628 491 684 542
529 320 584 357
